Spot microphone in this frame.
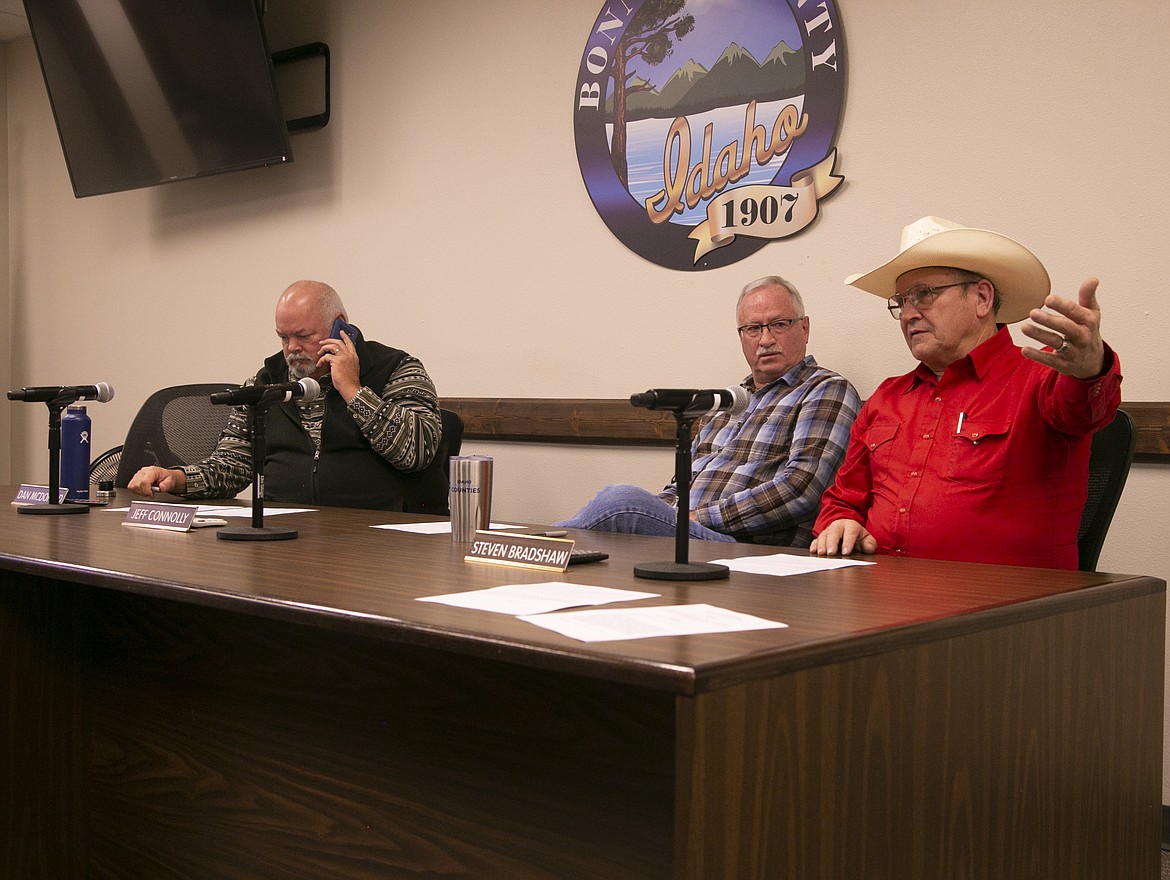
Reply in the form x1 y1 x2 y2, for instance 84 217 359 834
7 382 115 404
210 377 321 406
630 386 749 416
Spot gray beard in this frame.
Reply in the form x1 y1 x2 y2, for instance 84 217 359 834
287 357 315 380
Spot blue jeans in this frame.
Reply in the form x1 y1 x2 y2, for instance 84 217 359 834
556 484 735 542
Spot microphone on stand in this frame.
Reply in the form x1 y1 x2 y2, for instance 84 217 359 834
211 376 321 543
210 378 320 406
7 382 114 404
628 384 752 582
7 383 114 516
630 386 749 416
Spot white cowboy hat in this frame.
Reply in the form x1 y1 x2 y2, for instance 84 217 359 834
845 216 1051 324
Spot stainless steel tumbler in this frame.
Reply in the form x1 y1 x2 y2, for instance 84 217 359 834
450 455 493 542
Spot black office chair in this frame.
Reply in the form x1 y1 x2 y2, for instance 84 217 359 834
441 407 464 459
401 408 464 516
1077 409 1136 571
108 383 241 488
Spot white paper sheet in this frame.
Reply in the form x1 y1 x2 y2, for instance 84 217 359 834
708 553 873 576
195 505 315 517
373 521 520 534
519 603 788 642
105 505 314 517
417 582 658 615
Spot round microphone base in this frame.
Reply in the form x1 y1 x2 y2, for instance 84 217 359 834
216 525 298 542
17 502 91 516
633 560 729 581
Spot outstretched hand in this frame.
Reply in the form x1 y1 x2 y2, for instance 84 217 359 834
1020 278 1106 379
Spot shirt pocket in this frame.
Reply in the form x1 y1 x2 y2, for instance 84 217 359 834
947 419 1011 486
862 422 899 469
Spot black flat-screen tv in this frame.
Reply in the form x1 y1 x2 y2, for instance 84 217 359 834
22 0 293 198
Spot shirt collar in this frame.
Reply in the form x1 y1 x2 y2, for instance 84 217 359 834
910 325 1012 388
745 354 817 394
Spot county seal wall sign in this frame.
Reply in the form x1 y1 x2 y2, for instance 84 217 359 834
575 0 845 271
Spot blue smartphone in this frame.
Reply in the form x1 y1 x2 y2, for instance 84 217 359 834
330 317 360 342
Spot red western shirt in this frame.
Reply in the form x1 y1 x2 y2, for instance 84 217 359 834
814 326 1122 569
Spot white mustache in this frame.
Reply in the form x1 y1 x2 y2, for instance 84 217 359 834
755 344 783 357
286 355 315 379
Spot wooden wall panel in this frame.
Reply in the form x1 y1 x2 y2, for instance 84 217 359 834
443 399 1170 458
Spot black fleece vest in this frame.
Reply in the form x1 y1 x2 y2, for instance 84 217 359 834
256 339 414 510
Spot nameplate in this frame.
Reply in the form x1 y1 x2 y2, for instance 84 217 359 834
465 530 575 573
123 501 199 531
13 484 69 505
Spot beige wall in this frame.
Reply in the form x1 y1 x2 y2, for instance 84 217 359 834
5 0 1170 791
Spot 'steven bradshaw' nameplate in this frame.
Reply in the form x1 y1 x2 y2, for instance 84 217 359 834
465 530 575 573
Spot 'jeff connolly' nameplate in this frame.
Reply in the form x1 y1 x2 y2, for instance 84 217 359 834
13 484 69 505
465 530 575 573
123 501 200 532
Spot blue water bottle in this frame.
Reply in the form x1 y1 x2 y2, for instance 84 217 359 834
61 404 91 500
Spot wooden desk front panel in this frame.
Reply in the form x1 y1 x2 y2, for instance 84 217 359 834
7 571 1162 880
1 571 91 879
5 575 676 880
677 590 1165 880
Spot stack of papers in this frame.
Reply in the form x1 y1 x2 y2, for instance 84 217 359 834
418 582 787 643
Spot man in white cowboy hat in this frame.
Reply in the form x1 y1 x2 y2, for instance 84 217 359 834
809 216 1122 569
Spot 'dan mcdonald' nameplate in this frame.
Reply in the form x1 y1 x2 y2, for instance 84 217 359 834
13 484 69 505
465 530 575 573
123 501 198 531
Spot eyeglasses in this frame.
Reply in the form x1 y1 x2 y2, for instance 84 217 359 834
737 317 802 339
887 281 976 318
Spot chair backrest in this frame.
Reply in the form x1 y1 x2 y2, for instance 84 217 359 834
401 408 464 516
1077 409 1136 571
441 407 464 459
113 383 240 487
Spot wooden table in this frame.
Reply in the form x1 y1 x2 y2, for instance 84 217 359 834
1 490 1163 879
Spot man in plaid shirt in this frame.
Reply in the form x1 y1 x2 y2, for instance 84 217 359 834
559 276 859 546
